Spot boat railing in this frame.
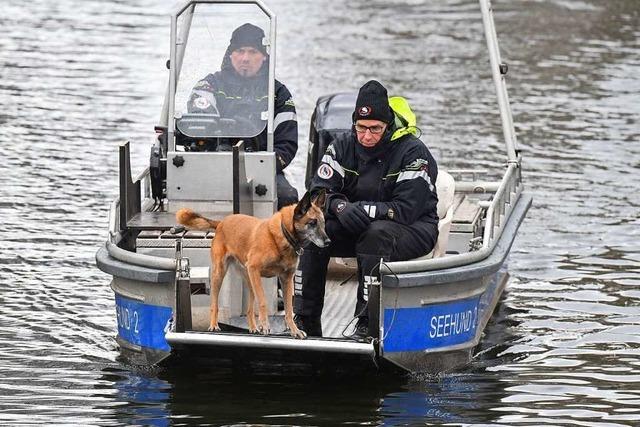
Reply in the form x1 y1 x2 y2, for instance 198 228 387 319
107 166 152 245
381 161 523 275
103 148 523 276
482 162 521 247
107 197 121 244
137 166 152 204
104 164 177 271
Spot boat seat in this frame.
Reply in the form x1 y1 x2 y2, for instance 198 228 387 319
411 170 456 260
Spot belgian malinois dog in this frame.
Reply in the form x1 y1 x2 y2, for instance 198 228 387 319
176 189 329 338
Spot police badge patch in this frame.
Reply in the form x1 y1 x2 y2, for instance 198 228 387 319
317 163 333 179
193 97 211 109
358 106 372 117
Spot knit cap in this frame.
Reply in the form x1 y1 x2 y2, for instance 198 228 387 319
229 23 267 55
353 80 393 124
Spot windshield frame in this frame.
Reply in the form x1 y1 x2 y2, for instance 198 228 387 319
165 0 276 152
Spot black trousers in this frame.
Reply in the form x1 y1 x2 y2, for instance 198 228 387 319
276 173 298 210
293 217 437 318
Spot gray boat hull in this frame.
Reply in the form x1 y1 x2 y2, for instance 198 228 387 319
96 193 531 373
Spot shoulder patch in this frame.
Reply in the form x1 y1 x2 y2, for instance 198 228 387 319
193 97 211 109
317 164 333 180
284 97 295 107
404 158 429 171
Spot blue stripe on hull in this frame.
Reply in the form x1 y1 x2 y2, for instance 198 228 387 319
383 295 481 353
115 295 172 352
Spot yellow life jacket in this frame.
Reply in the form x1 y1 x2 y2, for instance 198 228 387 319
389 96 419 141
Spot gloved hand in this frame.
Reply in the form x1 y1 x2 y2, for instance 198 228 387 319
330 199 371 234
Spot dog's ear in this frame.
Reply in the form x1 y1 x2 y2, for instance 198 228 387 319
294 190 313 220
311 188 326 209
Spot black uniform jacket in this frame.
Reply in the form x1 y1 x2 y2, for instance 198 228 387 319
310 126 439 243
188 64 298 172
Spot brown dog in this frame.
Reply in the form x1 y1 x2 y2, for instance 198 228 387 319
175 190 329 338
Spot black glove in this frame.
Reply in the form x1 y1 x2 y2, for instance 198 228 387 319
330 199 371 234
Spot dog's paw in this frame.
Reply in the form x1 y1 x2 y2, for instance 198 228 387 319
291 328 307 339
207 324 221 332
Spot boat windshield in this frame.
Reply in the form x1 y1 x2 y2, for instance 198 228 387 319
174 3 271 139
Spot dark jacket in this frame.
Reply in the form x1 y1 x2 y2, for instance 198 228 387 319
310 124 439 242
188 61 298 172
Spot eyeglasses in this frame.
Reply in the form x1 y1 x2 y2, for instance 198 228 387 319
354 123 386 134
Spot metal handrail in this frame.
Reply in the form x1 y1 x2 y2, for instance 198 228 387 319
382 0 524 275
381 163 522 275
166 0 276 152
479 0 518 162
482 163 520 247
107 198 120 243
104 166 176 271
136 167 151 200
106 241 177 270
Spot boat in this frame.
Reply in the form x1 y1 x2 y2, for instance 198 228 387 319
96 0 532 373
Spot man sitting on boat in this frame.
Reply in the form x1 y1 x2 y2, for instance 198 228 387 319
187 23 299 209
293 80 439 339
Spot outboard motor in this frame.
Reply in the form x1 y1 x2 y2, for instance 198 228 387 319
305 92 357 189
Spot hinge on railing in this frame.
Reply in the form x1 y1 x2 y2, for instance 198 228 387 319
172 225 192 332
469 236 483 252
177 249 190 279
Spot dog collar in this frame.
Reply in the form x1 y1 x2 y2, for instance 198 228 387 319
280 220 304 256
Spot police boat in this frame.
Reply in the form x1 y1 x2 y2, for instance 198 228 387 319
96 0 531 373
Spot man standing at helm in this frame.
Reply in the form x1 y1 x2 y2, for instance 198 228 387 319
293 80 439 339
188 23 298 210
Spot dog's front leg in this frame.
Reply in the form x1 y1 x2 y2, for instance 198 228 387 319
246 264 270 335
208 256 226 332
280 271 306 339
240 268 258 333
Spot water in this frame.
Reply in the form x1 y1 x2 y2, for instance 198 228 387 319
1 0 639 425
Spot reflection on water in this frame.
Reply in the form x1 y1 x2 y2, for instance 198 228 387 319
0 0 639 425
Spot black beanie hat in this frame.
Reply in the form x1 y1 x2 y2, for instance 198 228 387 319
353 80 394 124
229 23 267 55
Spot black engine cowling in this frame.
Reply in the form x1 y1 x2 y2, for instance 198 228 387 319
305 92 357 189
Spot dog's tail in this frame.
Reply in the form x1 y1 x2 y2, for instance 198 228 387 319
175 208 220 231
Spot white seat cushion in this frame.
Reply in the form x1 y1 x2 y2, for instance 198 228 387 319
411 170 456 260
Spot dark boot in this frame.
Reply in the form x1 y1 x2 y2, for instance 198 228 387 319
354 254 383 319
349 316 369 341
293 247 330 312
354 253 387 340
294 314 322 337
293 245 330 338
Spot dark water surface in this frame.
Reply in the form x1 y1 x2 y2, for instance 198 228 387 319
1 0 639 425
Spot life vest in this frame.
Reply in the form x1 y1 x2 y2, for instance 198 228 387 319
389 96 419 141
